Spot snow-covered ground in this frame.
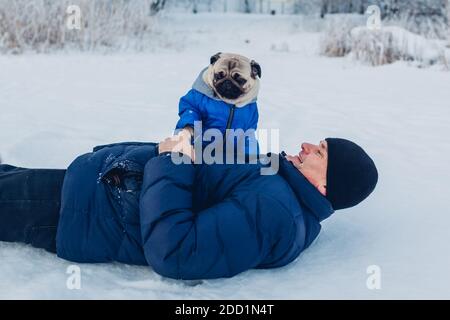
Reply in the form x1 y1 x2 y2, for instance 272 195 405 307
1 13 450 299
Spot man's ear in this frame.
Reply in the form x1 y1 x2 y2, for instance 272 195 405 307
251 60 262 79
210 52 222 65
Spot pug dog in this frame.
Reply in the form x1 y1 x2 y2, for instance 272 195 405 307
203 52 262 107
174 52 262 155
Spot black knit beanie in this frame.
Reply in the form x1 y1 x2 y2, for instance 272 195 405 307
325 138 378 210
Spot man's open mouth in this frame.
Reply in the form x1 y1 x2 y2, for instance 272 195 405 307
298 152 304 164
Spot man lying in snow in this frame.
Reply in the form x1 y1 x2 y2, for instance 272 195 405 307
0 135 378 280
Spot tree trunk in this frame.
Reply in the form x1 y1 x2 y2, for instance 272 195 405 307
244 0 251 13
150 0 166 15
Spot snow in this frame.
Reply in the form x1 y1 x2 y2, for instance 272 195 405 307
1 13 450 299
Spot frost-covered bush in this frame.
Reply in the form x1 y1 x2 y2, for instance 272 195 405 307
319 12 448 67
319 14 365 57
0 0 160 54
350 26 448 66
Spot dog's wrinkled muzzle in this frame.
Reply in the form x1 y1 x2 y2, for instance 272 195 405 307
216 79 242 100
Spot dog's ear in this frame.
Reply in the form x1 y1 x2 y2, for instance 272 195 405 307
210 52 222 65
251 60 262 79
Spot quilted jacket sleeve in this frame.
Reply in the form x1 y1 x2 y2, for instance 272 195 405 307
175 89 203 131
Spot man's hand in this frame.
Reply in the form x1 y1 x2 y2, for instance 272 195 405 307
158 131 195 161
181 126 194 137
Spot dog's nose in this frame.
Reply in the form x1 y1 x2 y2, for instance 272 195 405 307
223 80 233 89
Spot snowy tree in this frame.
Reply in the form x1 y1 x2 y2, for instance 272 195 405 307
244 0 251 13
397 0 449 39
150 0 167 15
239 0 258 13
319 0 449 39
293 0 321 15
320 0 370 17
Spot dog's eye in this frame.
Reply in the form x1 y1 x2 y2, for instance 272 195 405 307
215 72 225 80
235 77 247 85
233 74 247 85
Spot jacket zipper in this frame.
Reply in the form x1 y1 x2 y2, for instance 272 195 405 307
224 105 236 143
225 105 236 130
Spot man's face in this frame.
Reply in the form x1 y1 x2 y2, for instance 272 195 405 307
286 140 328 196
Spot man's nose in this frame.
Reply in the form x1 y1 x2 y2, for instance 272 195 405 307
301 143 316 154
301 143 309 154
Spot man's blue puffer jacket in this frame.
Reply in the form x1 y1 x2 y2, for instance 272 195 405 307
56 142 334 279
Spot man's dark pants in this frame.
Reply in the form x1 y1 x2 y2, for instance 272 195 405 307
0 164 66 253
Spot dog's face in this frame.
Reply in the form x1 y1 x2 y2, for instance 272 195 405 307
205 52 261 104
